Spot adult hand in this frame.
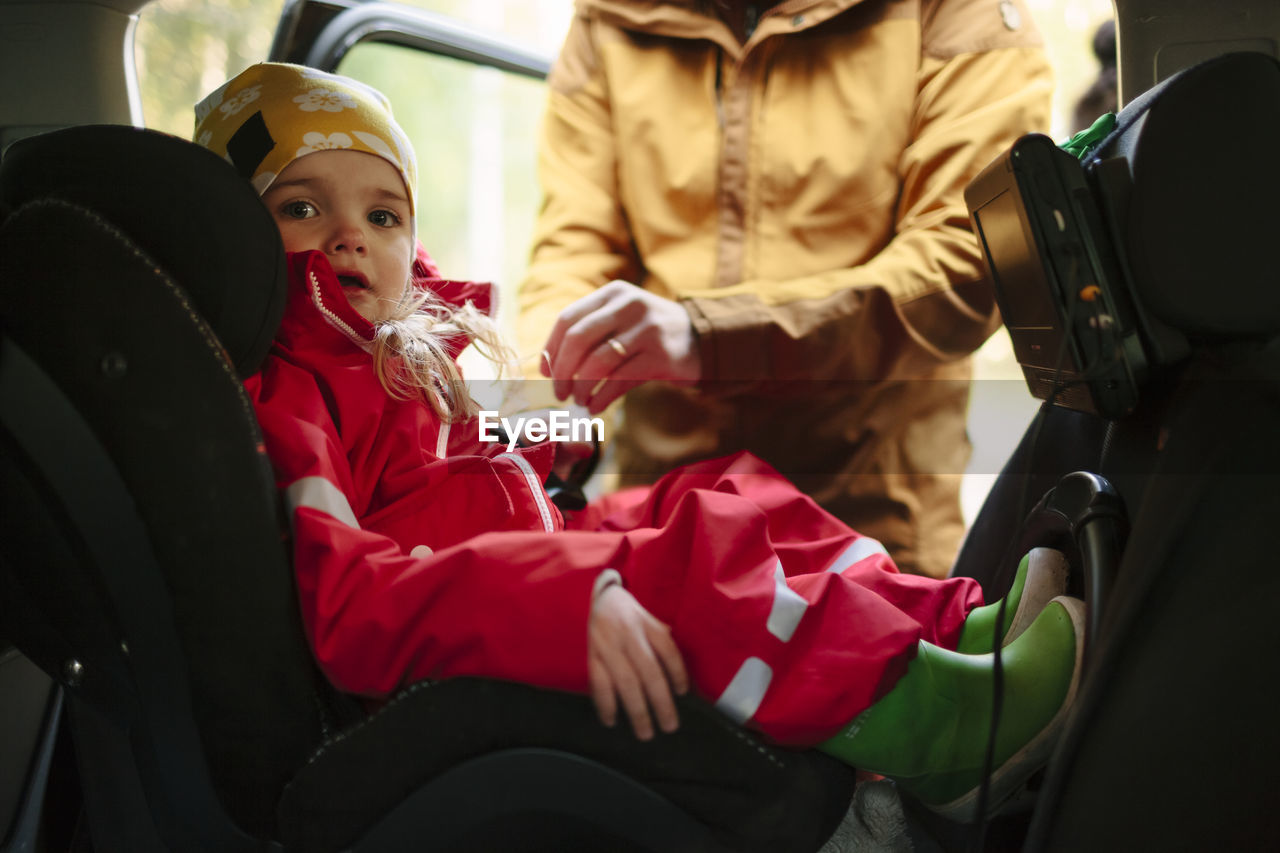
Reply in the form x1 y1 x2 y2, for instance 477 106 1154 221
541 280 702 413
588 583 689 740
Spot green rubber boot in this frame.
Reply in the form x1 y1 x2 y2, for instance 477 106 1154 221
955 548 1069 654
819 596 1084 821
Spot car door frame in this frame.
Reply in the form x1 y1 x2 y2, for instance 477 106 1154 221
268 0 550 80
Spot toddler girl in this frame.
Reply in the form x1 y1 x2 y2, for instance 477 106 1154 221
195 63 1083 822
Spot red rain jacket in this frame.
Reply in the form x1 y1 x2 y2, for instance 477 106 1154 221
245 248 982 744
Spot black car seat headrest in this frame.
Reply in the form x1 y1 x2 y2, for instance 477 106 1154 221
966 51 1280 418
1087 51 1280 343
0 125 285 377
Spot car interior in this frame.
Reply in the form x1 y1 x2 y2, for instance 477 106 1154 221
2 0 1279 851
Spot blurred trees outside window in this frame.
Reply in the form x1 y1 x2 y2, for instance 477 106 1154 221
135 0 284 139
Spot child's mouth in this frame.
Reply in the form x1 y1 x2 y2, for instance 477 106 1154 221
337 274 369 290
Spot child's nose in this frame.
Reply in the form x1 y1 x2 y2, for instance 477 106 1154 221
325 221 367 255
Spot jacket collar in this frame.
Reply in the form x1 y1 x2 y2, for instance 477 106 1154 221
275 248 496 361
280 250 377 357
582 0 870 47
411 242 496 320
409 242 497 360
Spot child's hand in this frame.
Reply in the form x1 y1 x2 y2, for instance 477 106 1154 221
588 584 689 740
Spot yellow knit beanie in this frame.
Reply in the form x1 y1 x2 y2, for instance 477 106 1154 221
193 62 416 215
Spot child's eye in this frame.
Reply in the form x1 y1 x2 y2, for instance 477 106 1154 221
368 209 401 228
281 200 316 220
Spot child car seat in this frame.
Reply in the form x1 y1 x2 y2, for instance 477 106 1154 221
945 51 1280 850
0 125 854 852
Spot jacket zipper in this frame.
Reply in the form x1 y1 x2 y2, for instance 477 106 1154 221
435 420 450 458
309 270 372 351
501 452 556 533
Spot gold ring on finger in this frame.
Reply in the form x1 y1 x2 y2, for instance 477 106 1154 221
607 337 627 358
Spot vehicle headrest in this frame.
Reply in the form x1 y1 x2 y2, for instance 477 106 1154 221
1086 51 1280 342
0 125 285 377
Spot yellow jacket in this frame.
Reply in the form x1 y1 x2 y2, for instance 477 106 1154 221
518 0 1052 577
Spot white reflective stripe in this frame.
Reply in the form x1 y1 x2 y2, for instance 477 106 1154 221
715 657 773 725
285 476 360 529
826 537 889 573
435 421 450 458
501 452 556 532
766 560 808 642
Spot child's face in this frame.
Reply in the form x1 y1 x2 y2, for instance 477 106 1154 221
262 150 414 323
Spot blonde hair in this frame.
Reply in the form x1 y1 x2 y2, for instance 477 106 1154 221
371 285 514 421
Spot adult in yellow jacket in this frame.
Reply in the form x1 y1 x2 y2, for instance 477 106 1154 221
519 0 1053 578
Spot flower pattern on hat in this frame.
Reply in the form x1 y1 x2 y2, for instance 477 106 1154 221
296 131 354 157
193 63 418 216
251 171 278 195
193 87 225 126
351 131 398 167
294 88 358 113
219 84 262 118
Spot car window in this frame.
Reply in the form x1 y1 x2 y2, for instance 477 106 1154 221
395 0 574 56
335 42 547 346
135 0 286 137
